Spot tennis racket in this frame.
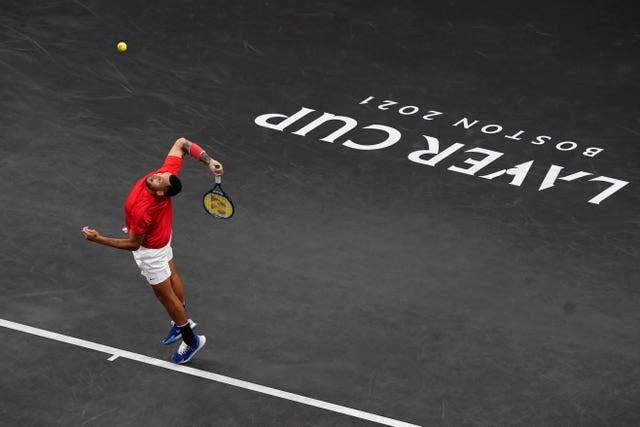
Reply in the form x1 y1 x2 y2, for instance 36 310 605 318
203 174 234 219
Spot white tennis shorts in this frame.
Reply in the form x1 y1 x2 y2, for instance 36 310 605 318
131 236 173 285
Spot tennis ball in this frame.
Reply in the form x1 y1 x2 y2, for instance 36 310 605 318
116 41 127 53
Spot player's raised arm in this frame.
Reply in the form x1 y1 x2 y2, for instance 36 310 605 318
172 137 224 175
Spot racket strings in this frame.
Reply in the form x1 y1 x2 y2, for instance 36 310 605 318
204 192 234 218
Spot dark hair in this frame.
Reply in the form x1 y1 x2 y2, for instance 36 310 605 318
166 174 182 197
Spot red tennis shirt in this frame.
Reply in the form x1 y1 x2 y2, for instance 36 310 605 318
124 155 183 249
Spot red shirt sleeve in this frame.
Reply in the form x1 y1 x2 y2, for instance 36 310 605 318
160 155 183 176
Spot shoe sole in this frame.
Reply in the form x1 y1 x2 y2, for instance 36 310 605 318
161 322 198 345
176 336 206 364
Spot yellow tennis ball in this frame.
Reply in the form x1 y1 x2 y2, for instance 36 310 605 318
116 41 127 53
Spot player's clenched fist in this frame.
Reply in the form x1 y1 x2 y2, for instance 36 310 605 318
82 226 100 241
208 159 223 176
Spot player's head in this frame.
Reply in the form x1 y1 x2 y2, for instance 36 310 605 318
145 172 182 197
167 174 182 196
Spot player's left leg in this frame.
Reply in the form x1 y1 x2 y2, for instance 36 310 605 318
152 277 206 364
160 259 197 345
151 278 189 326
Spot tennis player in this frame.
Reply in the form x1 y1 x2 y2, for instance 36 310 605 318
82 137 223 364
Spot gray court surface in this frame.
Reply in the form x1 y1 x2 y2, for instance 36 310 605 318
1 1 639 426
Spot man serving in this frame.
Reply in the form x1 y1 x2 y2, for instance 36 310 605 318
82 137 222 364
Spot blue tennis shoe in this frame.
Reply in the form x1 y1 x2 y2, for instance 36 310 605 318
161 319 197 345
171 335 206 364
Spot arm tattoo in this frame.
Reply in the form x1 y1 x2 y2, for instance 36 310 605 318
200 151 212 165
181 140 192 155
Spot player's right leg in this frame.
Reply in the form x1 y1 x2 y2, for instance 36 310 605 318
168 259 185 303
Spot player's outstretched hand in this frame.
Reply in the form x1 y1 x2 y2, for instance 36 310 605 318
208 159 224 176
82 226 100 242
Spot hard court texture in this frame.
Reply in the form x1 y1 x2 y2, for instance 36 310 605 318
1 1 639 426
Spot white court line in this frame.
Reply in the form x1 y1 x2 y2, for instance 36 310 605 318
0 318 421 427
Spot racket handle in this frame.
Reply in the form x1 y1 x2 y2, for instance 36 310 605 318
215 175 222 184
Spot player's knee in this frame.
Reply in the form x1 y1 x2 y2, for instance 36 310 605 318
152 288 166 303
155 292 180 311
151 282 170 300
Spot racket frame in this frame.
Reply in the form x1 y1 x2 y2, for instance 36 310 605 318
202 175 234 219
